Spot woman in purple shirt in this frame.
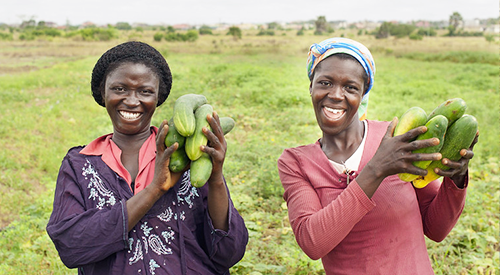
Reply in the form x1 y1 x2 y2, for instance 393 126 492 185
46 41 248 274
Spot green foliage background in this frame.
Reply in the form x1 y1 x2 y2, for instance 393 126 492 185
0 32 498 274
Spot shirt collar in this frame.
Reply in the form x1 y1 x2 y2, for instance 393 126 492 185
79 126 159 190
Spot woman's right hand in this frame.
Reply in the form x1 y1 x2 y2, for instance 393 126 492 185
126 120 182 231
371 117 443 179
153 120 183 193
357 118 443 197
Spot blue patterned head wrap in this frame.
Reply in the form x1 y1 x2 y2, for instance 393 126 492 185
307 37 376 120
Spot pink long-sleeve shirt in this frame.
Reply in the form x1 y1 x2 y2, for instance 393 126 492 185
278 120 467 275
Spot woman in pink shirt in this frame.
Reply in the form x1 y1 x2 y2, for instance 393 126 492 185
278 37 478 274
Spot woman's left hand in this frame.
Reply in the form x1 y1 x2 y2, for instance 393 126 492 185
434 131 479 188
153 120 183 192
201 111 227 186
202 111 230 231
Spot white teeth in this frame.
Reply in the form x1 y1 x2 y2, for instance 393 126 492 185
120 111 140 119
324 106 343 114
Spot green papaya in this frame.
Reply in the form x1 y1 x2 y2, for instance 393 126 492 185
173 94 208 137
185 104 213 161
427 98 467 125
190 153 213 188
188 117 236 188
169 148 190 173
398 115 448 182
412 114 478 188
220 117 236 135
165 118 186 148
393 107 428 137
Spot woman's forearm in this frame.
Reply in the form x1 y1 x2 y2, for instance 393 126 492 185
207 175 229 231
355 162 386 199
126 184 167 231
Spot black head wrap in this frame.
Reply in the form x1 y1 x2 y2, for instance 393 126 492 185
91 41 172 107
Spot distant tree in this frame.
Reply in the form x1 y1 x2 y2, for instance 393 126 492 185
185 30 199 41
164 32 181 41
448 12 463 36
314 16 327 35
0 32 13 41
390 24 416 38
66 27 117 41
20 19 36 29
486 17 499 26
484 34 495 43
167 26 175 33
115 22 132 30
257 29 275 36
42 28 61 37
375 22 391 39
449 12 463 30
227 26 242 39
409 33 423 40
164 30 199 42
267 22 280 30
199 25 213 35
297 26 305 36
417 27 437 36
153 32 163 42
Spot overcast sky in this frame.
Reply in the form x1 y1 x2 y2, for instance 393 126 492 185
1 0 498 26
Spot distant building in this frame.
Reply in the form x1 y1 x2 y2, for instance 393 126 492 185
415 21 431 28
352 21 380 30
237 23 258 30
330 21 348 29
173 24 191 30
132 23 149 28
285 23 306 30
463 19 482 31
483 24 500 33
81 21 96 28
44 21 58 28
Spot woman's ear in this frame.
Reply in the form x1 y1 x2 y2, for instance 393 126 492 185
309 83 313 96
100 89 106 106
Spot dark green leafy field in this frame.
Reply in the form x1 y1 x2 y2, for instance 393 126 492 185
0 32 498 274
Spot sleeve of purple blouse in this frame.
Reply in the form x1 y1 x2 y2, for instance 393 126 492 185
202 183 248 273
415 175 468 242
46 154 129 268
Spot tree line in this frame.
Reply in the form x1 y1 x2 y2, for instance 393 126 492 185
0 12 497 42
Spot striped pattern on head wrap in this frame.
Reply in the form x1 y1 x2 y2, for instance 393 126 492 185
307 37 375 120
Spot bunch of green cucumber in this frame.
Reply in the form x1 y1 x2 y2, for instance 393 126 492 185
393 98 478 188
164 94 235 188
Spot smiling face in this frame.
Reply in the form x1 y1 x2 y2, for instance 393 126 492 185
309 55 366 137
102 62 160 136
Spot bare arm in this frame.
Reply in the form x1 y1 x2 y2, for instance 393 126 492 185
202 111 229 231
126 120 183 231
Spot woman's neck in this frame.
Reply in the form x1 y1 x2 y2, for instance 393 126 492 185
111 127 152 153
321 120 365 163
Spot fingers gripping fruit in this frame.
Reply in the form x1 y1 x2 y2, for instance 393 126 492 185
394 98 477 189
165 94 236 187
393 106 427 138
398 115 448 182
412 114 478 188
185 104 214 161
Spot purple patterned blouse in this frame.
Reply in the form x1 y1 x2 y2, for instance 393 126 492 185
46 146 248 274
